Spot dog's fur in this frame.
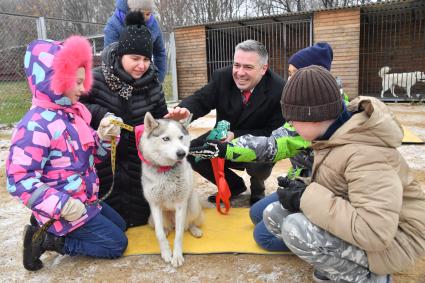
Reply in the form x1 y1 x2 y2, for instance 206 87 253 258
139 112 203 267
379 66 425 98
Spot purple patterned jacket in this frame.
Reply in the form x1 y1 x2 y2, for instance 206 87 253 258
6 39 111 236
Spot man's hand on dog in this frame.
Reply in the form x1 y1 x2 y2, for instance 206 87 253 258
164 107 191 121
189 140 227 159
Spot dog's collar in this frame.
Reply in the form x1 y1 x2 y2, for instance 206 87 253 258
139 152 176 173
134 123 179 173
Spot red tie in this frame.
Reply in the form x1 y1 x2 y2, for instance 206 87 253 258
242 90 252 105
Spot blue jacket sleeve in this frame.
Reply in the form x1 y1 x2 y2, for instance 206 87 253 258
151 18 167 82
103 17 121 47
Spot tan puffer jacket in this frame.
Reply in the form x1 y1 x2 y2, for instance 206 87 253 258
300 96 425 275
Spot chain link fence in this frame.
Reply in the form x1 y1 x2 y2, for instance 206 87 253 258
0 12 177 125
0 12 107 125
0 13 38 125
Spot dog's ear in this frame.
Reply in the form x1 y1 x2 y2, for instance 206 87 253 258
144 112 159 133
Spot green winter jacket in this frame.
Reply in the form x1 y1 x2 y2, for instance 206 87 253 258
225 123 310 163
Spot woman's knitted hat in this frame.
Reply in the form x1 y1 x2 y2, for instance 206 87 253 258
128 0 154 11
288 42 333 71
281 65 342 122
117 11 152 59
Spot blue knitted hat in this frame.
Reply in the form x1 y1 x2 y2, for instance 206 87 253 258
288 42 333 71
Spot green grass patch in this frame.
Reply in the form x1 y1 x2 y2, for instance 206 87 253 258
0 81 31 124
0 76 176 124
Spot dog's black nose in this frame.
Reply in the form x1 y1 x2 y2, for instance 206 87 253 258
176 150 186 160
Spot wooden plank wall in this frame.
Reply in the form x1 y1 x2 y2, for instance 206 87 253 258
314 8 361 98
174 26 208 99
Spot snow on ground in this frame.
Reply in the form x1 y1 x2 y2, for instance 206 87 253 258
398 145 425 171
0 105 424 282
0 140 10 166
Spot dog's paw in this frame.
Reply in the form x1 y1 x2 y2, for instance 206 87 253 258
171 253 184 267
189 225 203 238
160 248 172 263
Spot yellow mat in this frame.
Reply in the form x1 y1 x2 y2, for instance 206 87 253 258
124 208 290 256
124 126 422 256
402 126 424 144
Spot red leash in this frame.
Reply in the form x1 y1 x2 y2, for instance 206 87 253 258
210 157 231 214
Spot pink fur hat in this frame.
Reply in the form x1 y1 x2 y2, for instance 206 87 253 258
51 35 93 95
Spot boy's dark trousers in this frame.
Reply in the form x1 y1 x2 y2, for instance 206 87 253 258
188 133 274 201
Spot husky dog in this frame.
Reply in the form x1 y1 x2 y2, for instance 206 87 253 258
379 66 425 98
138 112 203 267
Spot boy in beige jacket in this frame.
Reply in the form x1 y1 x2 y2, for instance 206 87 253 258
265 65 425 282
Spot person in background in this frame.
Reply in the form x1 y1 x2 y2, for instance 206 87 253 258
6 35 127 271
104 0 167 82
81 11 168 228
166 39 285 206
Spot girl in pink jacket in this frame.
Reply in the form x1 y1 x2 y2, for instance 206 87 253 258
6 35 127 271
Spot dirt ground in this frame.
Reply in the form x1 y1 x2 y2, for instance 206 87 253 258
1 104 425 282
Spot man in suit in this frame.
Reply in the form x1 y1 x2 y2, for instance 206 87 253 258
165 40 285 205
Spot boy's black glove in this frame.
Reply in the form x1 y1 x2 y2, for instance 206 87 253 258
276 177 306 212
189 140 227 159
277 175 292 188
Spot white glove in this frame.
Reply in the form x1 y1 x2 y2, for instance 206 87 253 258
97 113 123 141
61 198 87 222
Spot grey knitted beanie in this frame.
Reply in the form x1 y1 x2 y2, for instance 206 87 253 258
128 0 154 11
281 65 342 122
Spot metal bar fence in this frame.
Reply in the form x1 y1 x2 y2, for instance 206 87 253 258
205 19 312 81
359 4 425 101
